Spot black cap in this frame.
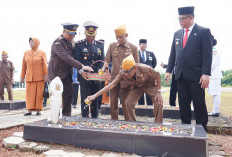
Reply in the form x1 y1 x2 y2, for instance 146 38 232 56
61 23 79 35
139 39 147 44
211 35 217 46
178 6 194 15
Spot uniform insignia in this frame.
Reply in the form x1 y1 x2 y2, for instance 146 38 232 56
83 48 89 53
97 48 101 53
58 36 63 40
194 33 197 36
176 41 179 46
76 39 85 44
73 26 77 31
149 57 152 60
55 42 61 45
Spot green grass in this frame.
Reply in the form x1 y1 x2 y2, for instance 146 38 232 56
4 88 232 117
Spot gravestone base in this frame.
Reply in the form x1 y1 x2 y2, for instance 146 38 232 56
0 100 26 110
24 117 207 157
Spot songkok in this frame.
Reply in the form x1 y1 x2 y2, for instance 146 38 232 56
139 39 147 44
83 21 99 36
122 54 136 70
61 23 79 35
211 35 217 46
178 6 194 15
2 51 8 55
115 25 126 37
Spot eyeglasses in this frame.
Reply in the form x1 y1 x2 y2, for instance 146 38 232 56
123 66 134 74
178 16 191 21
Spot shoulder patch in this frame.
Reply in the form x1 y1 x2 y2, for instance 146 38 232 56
76 39 85 44
96 40 103 44
57 36 63 40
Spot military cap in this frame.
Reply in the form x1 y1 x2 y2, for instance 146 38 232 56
139 39 147 44
61 23 79 35
83 21 99 36
178 6 194 15
122 54 136 71
115 25 126 37
2 51 8 55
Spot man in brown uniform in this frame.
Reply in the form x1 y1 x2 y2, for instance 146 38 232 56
48 23 93 116
101 25 139 120
0 51 15 100
87 55 163 122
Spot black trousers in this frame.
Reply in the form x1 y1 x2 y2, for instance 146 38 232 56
138 94 152 105
61 73 73 116
169 73 178 106
72 83 79 106
177 75 208 130
79 75 100 118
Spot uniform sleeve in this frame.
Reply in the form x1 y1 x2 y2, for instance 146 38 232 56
52 42 83 70
42 51 48 76
151 69 161 90
151 52 157 69
202 28 213 75
20 52 27 80
99 43 105 68
73 43 82 62
166 34 176 73
105 43 112 62
111 72 122 86
132 46 139 63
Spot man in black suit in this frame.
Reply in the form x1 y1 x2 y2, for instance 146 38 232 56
165 6 213 131
138 39 157 105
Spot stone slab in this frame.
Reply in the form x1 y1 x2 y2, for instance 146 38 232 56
100 104 195 120
32 145 50 154
24 117 207 157
18 142 38 152
13 131 24 138
0 100 26 110
2 136 25 148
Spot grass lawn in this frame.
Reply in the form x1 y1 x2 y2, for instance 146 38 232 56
4 87 232 118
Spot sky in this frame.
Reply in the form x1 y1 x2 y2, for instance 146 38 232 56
1 0 232 81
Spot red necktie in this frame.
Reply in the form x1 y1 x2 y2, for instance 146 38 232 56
183 28 189 48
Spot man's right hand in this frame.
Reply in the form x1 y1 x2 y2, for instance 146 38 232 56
165 72 171 84
21 79 25 83
82 66 93 72
160 62 165 68
81 72 89 80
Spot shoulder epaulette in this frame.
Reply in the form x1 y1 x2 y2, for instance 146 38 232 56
96 40 103 44
76 39 85 44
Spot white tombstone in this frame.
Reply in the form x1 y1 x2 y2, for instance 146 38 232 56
49 77 63 124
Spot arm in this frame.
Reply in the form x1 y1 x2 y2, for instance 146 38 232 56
151 70 163 105
20 53 27 82
133 46 139 63
42 51 48 79
11 62 15 84
102 44 112 71
86 74 121 102
165 34 176 83
52 42 83 70
152 52 157 68
199 29 213 89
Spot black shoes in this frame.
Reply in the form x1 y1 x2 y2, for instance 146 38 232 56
36 112 41 116
24 112 32 116
208 112 219 117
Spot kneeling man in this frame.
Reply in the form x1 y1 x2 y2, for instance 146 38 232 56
86 55 163 123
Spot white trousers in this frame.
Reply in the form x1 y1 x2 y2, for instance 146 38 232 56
212 95 221 113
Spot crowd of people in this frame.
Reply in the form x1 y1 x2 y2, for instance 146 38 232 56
0 6 223 131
